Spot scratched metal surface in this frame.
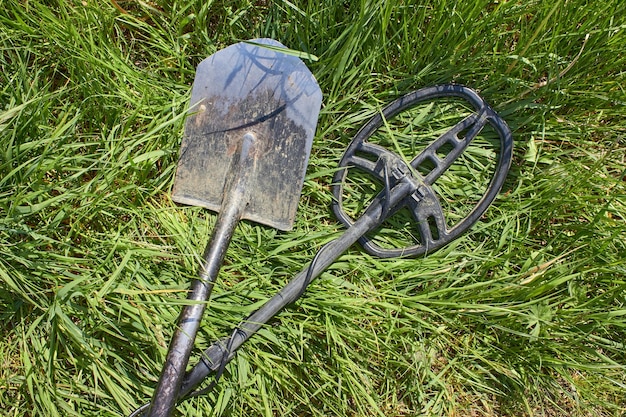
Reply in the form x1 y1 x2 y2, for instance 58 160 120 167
172 39 322 231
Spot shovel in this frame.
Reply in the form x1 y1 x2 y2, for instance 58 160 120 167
142 39 322 417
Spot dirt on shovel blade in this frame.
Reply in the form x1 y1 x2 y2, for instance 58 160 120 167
172 39 322 231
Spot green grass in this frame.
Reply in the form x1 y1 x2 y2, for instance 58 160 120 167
1 0 625 416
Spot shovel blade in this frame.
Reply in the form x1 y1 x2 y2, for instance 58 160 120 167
172 39 322 231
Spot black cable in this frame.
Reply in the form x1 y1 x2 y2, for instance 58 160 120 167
129 247 327 417
178 150 398 401
129 327 250 416
182 232 339 400
184 326 248 398
184 241 329 399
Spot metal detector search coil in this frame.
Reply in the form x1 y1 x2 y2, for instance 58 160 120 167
332 84 513 258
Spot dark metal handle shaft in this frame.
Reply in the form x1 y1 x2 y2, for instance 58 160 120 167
146 134 257 417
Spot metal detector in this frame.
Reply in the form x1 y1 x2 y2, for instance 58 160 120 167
130 40 512 417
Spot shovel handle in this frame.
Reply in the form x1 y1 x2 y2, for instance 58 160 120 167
146 133 257 417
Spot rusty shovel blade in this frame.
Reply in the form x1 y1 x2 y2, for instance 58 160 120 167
172 38 323 231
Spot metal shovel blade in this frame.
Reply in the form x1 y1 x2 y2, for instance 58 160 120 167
172 38 322 231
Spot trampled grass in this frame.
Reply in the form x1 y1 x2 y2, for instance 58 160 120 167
1 1 625 416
